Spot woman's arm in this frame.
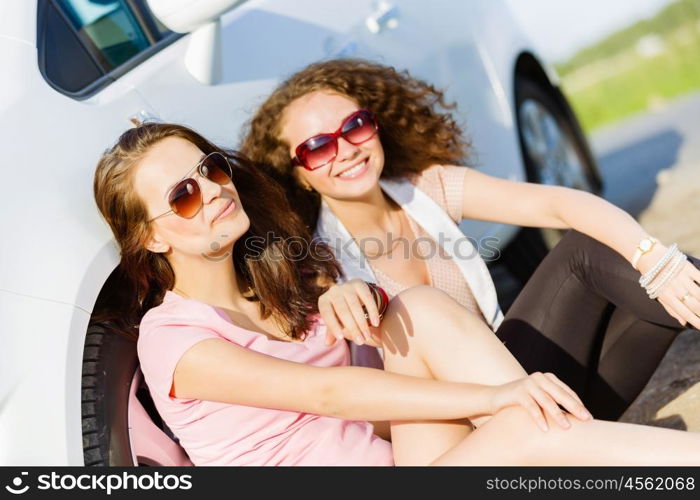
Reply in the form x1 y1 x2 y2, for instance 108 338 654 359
459 166 651 270
172 337 493 421
171 335 588 429
459 166 700 328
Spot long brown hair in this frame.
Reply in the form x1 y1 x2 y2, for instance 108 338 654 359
93 122 341 339
240 58 471 230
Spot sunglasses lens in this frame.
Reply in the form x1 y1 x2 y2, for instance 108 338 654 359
201 153 232 184
169 178 201 218
342 111 377 145
298 135 337 170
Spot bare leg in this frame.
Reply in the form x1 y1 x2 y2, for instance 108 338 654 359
379 285 700 465
431 404 700 465
377 286 527 464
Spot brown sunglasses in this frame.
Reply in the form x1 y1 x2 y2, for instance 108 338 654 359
148 151 233 222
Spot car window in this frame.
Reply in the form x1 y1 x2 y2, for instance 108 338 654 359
61 0 150 69
37 0 181 99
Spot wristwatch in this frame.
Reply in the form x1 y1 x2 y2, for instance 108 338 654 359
631 236 659 270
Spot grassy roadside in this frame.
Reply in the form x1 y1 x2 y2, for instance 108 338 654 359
560 29 700 132
555 0 700 132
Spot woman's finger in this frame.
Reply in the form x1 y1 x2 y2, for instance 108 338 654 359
658 296 686 327
331 296 365 344
355 282 381 327
343 292 372 343
664 271 700 327
543 373 590 418
684 274 700 299
318 298 344 341
670 292 700 330
529 385 570 429
681 276 700 319
520 396 549 432
539 375 590 421
543 372 584 406
686 261 700 284
658 281 696 327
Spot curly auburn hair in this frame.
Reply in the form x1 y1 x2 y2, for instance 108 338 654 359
93 122 341 340
240 58 471 230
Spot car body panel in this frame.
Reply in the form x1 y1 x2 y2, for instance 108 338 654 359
1 0 572 464
0 291 88 465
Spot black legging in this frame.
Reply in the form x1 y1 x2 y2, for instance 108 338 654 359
495 229 700 421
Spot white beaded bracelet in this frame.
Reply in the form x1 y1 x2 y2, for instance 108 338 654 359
647 252 687 299
646 249 681 291
640 243 677 287
649 252 686 299
646 249 683 296
639 243 678 287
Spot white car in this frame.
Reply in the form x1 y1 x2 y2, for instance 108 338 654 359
0 0 601 466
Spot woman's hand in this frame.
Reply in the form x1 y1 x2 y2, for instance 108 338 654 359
654 260 700 329
488 372 593 431
318 279 382 347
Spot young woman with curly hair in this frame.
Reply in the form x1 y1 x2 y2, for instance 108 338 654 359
93 122 700 466
240 58 700 421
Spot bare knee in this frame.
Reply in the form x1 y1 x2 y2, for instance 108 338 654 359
380 285 481 353
430 406 544 465
479 404 594 461
479 405 538 435
386 285 479 326
393 285 452 306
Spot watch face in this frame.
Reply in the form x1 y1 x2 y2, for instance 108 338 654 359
641 240 652 251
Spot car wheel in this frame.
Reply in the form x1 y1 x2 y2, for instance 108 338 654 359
82 322 138 466
501 77 603 284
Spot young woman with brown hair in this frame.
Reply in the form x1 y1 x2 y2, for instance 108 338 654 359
92 122 700 466
240 58 700 421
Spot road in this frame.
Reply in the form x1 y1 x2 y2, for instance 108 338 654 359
592 91 700 220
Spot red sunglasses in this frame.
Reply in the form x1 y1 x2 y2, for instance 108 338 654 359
291 109 379 170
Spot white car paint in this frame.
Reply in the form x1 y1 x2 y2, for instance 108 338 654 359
0 0 563 464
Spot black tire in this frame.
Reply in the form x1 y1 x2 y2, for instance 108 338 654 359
82 322 138 466
502 77 603 284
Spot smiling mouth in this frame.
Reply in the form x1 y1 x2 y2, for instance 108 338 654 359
336 159 368 178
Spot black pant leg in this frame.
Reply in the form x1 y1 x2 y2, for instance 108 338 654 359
586 307 679 419
495 229 697 419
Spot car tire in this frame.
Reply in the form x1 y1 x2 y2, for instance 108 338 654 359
82 322 138 466
501 77 603 285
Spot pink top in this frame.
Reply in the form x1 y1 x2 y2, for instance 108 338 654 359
373 164 486 323
137 290 394 466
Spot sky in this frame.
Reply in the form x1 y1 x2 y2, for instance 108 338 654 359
506 0 675 62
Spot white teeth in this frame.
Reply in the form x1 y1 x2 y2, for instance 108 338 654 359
338 161 366 178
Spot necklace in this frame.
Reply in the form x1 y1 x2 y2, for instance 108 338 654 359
363 208 408 258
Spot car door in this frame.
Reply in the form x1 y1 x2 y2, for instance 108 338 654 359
1 0 190 465
4 0 175 308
